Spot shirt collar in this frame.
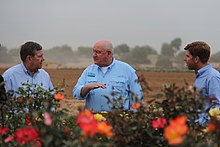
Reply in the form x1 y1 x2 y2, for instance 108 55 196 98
96 58 116 70
21 63 39 76
195 64 212 78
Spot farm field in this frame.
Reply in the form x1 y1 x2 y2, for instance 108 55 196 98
0 68 195 115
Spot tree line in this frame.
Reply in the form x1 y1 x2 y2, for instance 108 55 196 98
1 37 220 69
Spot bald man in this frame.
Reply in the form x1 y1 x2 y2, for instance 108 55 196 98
73 40 143 113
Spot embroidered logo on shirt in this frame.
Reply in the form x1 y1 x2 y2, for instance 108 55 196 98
88 72 95 77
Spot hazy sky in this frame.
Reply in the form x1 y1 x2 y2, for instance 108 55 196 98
1 0 220 53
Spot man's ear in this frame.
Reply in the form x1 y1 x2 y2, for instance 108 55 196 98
194 56 200 63
107 50 112 55
26 55 32 62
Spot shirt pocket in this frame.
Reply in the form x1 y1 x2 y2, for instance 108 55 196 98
86 77 98 84
109 78 127 95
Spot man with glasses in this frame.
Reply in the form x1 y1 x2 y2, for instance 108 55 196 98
73 40 143 113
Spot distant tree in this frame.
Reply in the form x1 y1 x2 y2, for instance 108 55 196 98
211 51 220 62
143 45 158 55
77 46 93 58
174 51 185 67
161 38 182 57
0 46 11 63
8 48 19 56
8 48 20 63
170 37 182 54
158 37 182 68
130 46 152 64
45 45 75 63
62 45 74 55
114 44 130 55
156 55 172 68
161 43 173 57
0 45 7 54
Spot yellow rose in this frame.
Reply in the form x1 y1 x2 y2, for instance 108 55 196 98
209 108 220 120
94 113 106 121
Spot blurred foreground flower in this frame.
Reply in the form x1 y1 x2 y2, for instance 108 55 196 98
4 135 14 143
54 93 64 101
208 123 216 132
94 113 106 121
202 123 216 133
76 110 113 138
97 121 113 137
164 116 188 145
25 115 36 126
209 108 220 120
44 112 53 126
152 118 167 129
187 85 195 93
16 127 39 145
131 102 141 109
76 110 98 137
0 127 8 135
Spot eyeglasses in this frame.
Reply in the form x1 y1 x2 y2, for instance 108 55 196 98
93 50 107 54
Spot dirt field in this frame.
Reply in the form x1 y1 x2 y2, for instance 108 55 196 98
0 68 195 115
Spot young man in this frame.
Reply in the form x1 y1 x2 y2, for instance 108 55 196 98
2 41 53 96
184 41 220 125
73 40 143 113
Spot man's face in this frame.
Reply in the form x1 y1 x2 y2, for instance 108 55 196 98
30 50 45 70
184 50 196 70
93 47 109 67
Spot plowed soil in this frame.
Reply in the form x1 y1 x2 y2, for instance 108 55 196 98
0 68 195 115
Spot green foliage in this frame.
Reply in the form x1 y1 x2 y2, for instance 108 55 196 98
174 51 186 68
170 37 182 52
210 51 220 62
77 46 93 58
130 45 157 64
160 43 173 57
1 72 220 147
44 45 76 63
114 44 130 55
8 49 20 63
156 55 172 68
157 38 182 68
0 46 11 63
155 83 204 122
160 38 182 58
104 107 166 147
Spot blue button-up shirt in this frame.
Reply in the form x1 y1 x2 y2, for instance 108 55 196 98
72 59 143 113
194 64 220 125
2 63 54 97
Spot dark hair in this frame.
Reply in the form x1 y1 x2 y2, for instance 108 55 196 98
20 41 42 62
184 41 210 64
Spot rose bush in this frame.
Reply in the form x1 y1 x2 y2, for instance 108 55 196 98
0 77 220 147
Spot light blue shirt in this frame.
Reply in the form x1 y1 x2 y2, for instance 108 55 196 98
2 63 54 97
194 64 220 125
72 59 143 113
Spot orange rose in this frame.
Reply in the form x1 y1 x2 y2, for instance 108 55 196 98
54 93 64 101
131 102 141 110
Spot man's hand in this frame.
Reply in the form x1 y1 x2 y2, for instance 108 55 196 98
80 82 106 98
92 82 106 89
